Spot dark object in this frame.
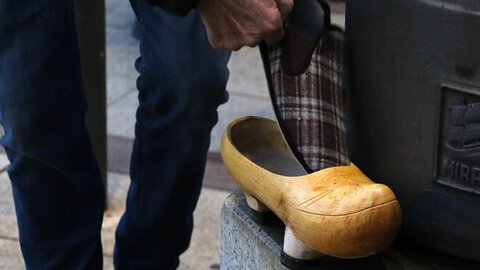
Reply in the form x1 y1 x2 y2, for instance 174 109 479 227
281 0 330 75
209 263 220 269
74 0 107 188
280 252 321 270
346 0 480 262
247 206 278 225
260 0 350 173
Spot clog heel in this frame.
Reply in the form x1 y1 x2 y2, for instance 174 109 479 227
221 116 402 268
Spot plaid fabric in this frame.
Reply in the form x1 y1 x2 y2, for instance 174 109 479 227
266 28 350 172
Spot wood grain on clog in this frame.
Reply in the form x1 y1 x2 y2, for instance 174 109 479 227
221 116 402 258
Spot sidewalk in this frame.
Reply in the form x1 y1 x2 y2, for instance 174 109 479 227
0 161 229 270
0 1 345 268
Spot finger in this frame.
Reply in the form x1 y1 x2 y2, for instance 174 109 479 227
221 32 262 50
263 25 284 45
229 43 243 51
244 35 262 48
247 41 261 48
223 37 244 51
275 0 294 20
208 31 256 51
207 31 230 50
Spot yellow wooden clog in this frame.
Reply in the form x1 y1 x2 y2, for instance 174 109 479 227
221 116 402 266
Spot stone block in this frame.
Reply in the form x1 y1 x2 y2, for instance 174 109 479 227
220 191 479 270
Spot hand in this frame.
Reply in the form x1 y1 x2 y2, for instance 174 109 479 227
274 0 294 19
197 0 294 51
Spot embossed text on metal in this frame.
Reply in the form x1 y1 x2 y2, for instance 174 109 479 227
437 85 480 194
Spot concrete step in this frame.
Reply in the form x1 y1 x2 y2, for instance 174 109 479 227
220 190 479 270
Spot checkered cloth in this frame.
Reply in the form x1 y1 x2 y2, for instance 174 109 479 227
264 28 350 172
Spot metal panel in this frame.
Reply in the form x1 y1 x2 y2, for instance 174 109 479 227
346 0 480 261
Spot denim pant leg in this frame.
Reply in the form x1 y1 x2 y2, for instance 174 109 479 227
0 1 105 269
114 1 231 269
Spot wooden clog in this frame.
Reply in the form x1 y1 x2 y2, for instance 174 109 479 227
221 116 402 266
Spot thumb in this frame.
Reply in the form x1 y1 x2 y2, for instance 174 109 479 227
274 0 294 20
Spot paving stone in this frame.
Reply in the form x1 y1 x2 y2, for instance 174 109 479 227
0 169 21 269
0 170 227 269
227 47 270 100
101 172 229 270
0 238 115 270
0 238 23 270
106 0 139 47
107 91 138 139
203 154 238 191
103 256 115 270
210 94 276 152
0 153 10 172
0 237 115 270
101 173 130 257
179 188 229 270
105 0 139 140
0 172 18 240
107 46 139 106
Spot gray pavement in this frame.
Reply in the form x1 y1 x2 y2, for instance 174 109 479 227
0 0 345 268
0 156 229 269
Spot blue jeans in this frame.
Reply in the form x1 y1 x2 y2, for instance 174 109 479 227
0 0 231 269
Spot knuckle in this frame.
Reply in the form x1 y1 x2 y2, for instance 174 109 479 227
279 0 294 13
225 40 242 51
244 35 261 47
262 25 275 36
211 42 224 50
208 35 226 50
231 43 243 51
263 20 282 35
262 10 280 27
245 40 259 47
265 24 282 37
213 42 226 50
